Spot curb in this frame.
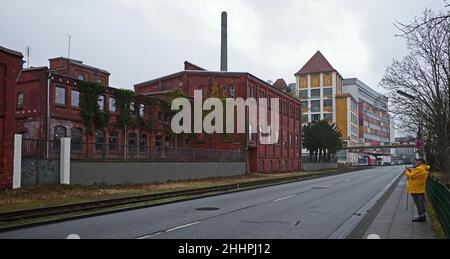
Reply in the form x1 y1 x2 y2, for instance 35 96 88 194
327 170 404 239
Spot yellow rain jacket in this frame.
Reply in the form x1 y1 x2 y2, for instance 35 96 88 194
405 164 430 194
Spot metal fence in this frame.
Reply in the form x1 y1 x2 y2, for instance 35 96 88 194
22 139 60 159
21 139 245 162
427 176 450 238
301 154 338 163
70 142 245 162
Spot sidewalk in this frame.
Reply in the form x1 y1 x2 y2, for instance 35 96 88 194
363 176 436 239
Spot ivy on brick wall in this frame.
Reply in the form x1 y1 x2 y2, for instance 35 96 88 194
78 81 109 134
114 88 155 131
135 94 155 131
114 89 134 129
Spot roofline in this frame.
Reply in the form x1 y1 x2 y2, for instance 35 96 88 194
49 57 110 75
184 61 207 71
295 69 336 76
0 46 24 58
49 57 84 63
343 77 387 99
22 66 48 72
134 70 301 103
48 73 124 90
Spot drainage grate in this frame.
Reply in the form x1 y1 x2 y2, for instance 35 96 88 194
196 207 220 211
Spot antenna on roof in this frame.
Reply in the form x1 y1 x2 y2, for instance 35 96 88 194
67 34 71 60
26 45 30 68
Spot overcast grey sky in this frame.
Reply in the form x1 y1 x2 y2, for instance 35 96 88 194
0 0 446 93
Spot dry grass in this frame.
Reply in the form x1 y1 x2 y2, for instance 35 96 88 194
425 198 447 239
0 172 303 213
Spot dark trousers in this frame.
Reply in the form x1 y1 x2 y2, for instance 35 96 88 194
411 193 426 217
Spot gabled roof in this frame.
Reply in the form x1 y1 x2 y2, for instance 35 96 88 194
184 61 207 71
295 51 336 76
273 79 288 89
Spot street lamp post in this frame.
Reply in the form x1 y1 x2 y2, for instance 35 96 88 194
396 90 425 158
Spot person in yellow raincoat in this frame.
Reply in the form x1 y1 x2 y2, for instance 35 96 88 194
405 158 430 222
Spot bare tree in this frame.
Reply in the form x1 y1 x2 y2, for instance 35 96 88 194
381 9 450 185
394 1 449 36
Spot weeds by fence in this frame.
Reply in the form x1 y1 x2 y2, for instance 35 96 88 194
427 176 450 239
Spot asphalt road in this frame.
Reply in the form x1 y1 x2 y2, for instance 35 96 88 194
0 166 404 239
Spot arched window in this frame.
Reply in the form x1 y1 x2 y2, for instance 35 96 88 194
109 131 119 152
128 132 137 154
71 128 83 151
229 84 235 98
17 93 24 109
77 74 85 80
95 130 105 152
53 126 67 149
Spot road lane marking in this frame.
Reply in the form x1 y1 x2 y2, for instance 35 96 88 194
137 221 201 239
367 234 381 239
67 234 81 239
345 179 351 182
166 221 201 232
137 232 163 239
312 184 333 189
273 195 296 202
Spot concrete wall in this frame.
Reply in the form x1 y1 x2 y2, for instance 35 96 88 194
303 162 338 171
71 161 246 185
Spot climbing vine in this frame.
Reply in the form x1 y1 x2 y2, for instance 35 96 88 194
78 81 108 134
114 89 155 132
114 89 134 129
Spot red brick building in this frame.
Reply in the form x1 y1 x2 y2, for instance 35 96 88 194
1 45 302 189
0 46 24 189
15 57 172 161
135 62 302 173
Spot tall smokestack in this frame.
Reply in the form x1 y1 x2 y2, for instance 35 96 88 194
221 11 228 72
